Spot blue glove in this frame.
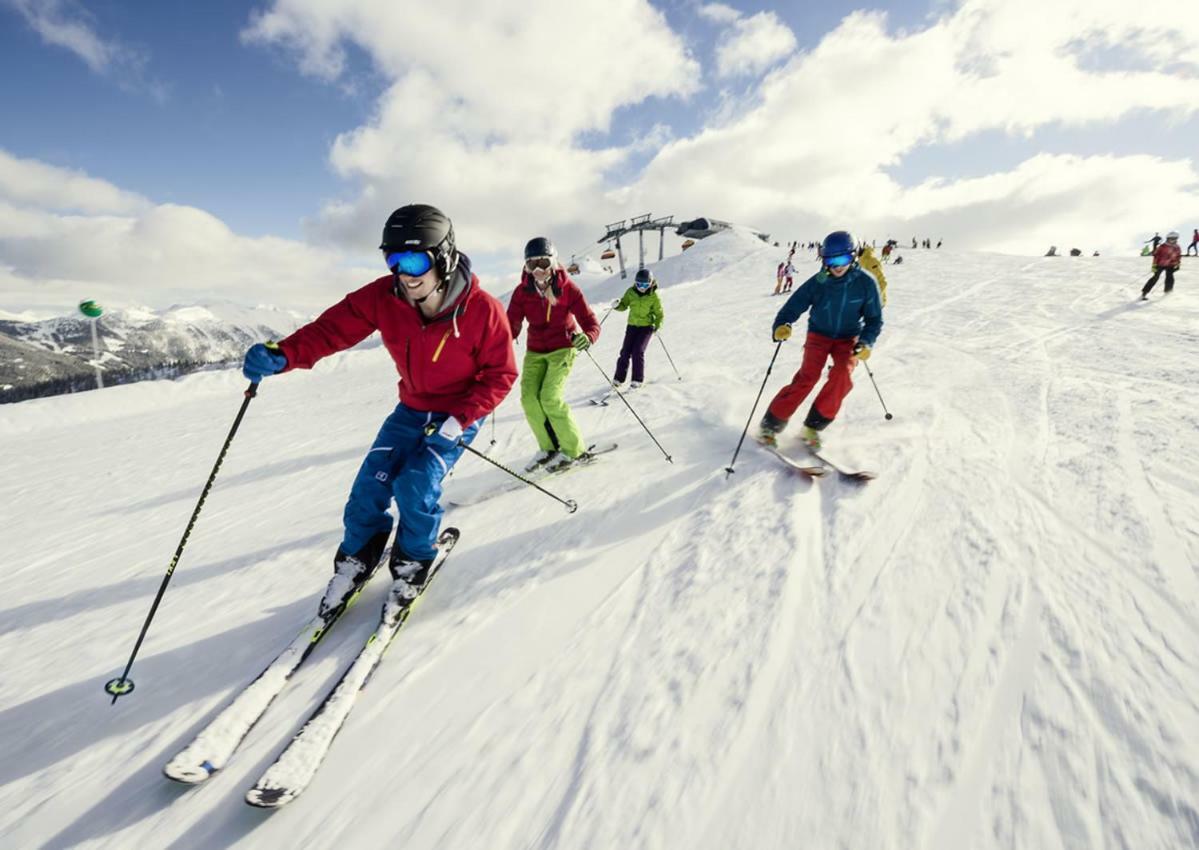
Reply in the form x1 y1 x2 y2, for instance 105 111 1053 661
243 342 287 382
426 416 463 451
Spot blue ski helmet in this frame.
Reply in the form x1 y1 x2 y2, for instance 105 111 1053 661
820 231 856 262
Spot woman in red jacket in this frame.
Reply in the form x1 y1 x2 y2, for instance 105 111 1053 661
242 204 517 607
1142 231 1182 299
506 237 601 473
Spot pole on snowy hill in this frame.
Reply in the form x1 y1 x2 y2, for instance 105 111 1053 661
432 424 577 513
489 412 497 447
724 342 782 478
582 350 673 463
105 382 260 704
656 333 683 381
861 360 893 420
599 304 615 327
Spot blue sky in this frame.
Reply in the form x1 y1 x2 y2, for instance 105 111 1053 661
1 0 1197 315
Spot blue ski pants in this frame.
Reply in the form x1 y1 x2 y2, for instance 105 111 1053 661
341 403 479 561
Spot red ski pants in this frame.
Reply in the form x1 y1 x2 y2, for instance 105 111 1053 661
766 331 857 423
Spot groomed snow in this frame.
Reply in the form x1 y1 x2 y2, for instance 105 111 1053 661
1 233 1196 849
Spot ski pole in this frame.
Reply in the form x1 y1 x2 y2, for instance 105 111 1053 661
725 342 782 477
861 359 893 420
458 441 577 512
599 303 616 326
656 332 683 381
582 349 672 463
428 424 577 513
106 381 260 704
489 412 497 447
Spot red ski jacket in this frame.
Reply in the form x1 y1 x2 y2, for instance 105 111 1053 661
506 269 600 353
277 259 517 428
1153 242 1181 270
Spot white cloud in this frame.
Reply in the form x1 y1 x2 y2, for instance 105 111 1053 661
0 150 150 215
625 0 1199 254
0 151 373 315
2 0 117 72
2 0 165 99
697 3 741 24
244 0 700 261
714 11 797 78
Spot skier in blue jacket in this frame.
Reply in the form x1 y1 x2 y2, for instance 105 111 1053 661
758 230 884 450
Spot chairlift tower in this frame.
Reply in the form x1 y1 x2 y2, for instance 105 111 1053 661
598 213 675 279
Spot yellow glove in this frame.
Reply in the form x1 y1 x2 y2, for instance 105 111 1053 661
773 324 792 342
853 342 871 360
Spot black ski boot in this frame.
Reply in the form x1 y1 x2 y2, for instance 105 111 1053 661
320 531 389 617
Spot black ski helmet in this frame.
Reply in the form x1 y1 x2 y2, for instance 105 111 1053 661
634 268 655 290
379 204 458 280
524 236 557 260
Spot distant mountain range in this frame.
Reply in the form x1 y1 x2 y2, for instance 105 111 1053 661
0 302 308 404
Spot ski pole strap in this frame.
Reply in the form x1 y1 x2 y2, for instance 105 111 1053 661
724 342 782 477
459 442 578 513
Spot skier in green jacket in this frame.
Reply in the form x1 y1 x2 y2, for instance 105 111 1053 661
610 268 664 388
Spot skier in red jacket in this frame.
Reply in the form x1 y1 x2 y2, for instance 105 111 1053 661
1141 231 1182 300
506 237 601 472
242 204 517 607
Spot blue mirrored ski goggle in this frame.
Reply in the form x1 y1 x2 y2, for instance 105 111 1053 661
385 250 434 276
824 253 853 268
634 279 651 291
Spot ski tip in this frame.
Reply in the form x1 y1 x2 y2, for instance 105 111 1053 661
245 786 295 809
840 471 877 482
163 761 214 785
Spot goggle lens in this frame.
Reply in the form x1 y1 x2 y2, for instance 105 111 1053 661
386 250 434 276
825 253 853 268
525 257 553 272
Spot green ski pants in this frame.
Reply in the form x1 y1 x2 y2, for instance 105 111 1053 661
520 348 586 458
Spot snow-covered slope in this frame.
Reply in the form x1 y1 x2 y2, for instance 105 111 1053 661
1 243 1196 850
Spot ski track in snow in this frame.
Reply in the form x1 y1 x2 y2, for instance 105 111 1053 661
1 237 1197 849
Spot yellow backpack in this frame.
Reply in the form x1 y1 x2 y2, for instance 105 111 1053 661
858 246 889 306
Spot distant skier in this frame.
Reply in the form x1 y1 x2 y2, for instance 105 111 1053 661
1145 232 1162 251
506 236 601 472
758 231 884 451
785 262 797 292
611 268 664 388
1141 231 1182 300
774 261 786 295
241 204 517 607
1187 228 1199 257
